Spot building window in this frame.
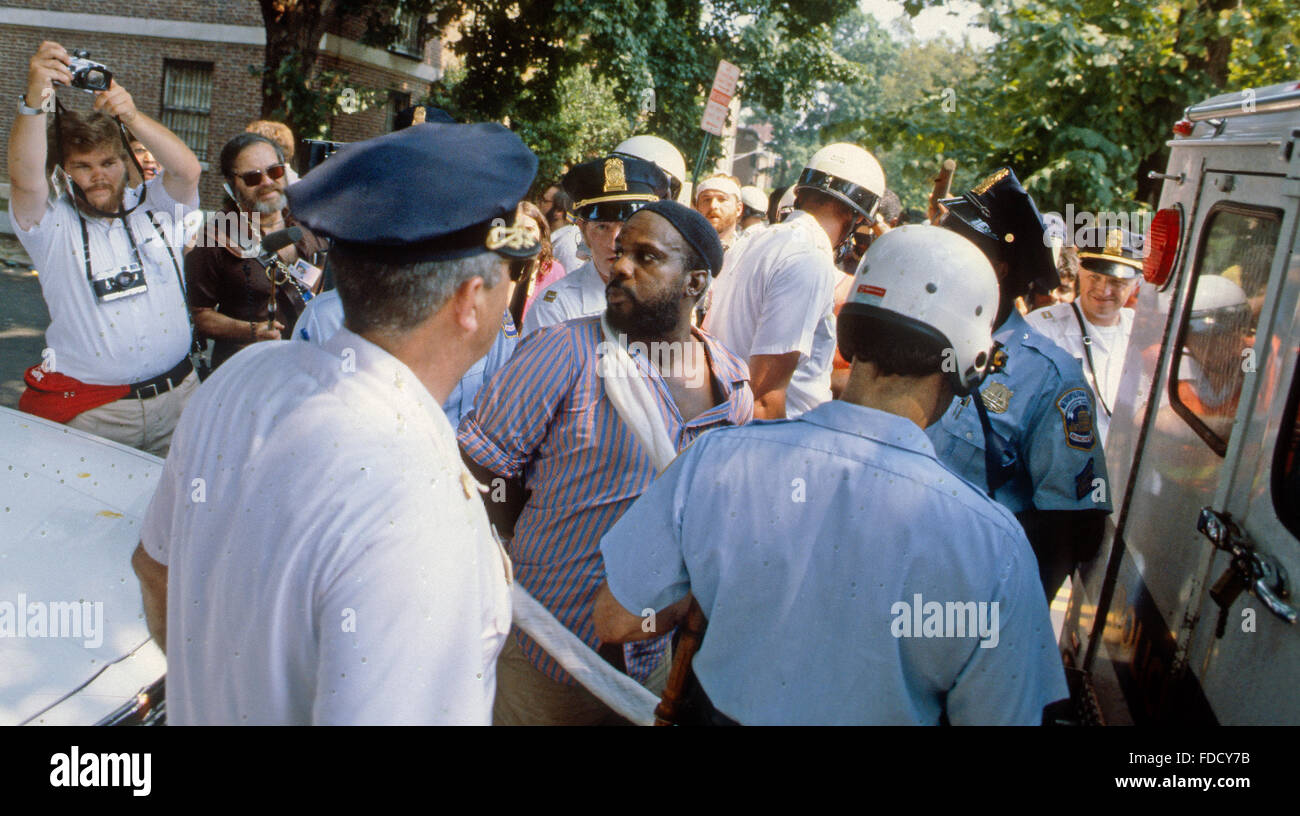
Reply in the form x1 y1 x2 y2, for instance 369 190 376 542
160 60 213 159
390 4 424 58
386 91 411 132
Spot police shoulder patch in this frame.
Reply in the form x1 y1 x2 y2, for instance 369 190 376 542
501 311 519 338
1057 387 1096 450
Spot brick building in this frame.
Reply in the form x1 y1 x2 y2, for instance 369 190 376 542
0 0 446 211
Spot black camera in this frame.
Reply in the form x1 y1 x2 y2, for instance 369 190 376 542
91 263 147 302
67 50 113 92
303 139 346 173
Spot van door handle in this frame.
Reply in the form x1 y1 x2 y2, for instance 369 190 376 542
1197 507 1299 627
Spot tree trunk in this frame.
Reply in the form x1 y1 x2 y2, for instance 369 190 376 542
1133 0 1236 206
258 1 339 134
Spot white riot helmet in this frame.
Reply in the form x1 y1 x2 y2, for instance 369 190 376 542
838 225 999 396
614 135 687 202
796 142 887 221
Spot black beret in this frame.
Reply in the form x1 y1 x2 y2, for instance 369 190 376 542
939 167 1058 295
563 155 670 222
637 199 724 277
287 122 540 263
1075 226 1143 279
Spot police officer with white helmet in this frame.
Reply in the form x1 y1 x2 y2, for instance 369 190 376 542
704 142 887 418
930 168 1113 600
595 224 1068 725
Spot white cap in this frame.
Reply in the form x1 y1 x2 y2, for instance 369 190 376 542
740 185 768 213
695 176 742 202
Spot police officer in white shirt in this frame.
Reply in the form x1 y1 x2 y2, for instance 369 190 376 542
595 226 1068 724
522 153 671 336
1029 227 1142 445
132 122 540 725
9 41 202 455
703 143 886 418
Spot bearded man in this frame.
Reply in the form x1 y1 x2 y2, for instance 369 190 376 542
185 132 326 371
458 201 753 725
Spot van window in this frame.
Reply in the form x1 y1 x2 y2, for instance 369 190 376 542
1169 206 1280 455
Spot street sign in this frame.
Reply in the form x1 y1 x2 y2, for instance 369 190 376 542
699 59 740 137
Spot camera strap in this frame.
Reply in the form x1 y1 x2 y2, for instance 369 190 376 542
76 203 146 287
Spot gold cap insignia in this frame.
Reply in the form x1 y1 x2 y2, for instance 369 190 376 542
412 106 427 125
603 157 628 193
981 381 1014 413
485 215 538 252
972 167 1010 196
1104 228 1123 256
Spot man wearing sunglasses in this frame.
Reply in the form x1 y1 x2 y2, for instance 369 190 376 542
185 133 327 372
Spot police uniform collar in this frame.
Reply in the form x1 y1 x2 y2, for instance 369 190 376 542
796 399 936 457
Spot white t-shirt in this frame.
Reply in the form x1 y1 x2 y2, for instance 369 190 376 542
9 176 196 384
521 260 605 336
141 329 511 725
702 210 838 417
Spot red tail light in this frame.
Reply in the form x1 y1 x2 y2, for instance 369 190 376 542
1173 119 1194 136
1144 207 1182 287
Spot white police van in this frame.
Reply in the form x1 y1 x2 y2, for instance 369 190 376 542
1062 79 1300 724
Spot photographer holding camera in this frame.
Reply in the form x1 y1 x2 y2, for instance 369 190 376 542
8 41 202 456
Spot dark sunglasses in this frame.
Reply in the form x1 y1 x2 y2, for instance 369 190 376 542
235 164 286 187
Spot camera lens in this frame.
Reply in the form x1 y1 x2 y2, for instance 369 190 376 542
115 271 135 287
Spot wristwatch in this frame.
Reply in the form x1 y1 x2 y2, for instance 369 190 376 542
17 94 45 116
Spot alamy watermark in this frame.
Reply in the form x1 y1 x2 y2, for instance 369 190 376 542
1040 206 1152 257
0 593 104 648
890 593 999 649
596 331 708 389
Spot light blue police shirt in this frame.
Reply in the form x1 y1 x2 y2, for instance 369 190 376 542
294 289 518 427
926 310 1113 515
599 400 1069 725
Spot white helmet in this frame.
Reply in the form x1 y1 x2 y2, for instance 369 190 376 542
740 185 768 215
838 225 999 395
614 135 686 202
776 186 796 221
796 142 887 221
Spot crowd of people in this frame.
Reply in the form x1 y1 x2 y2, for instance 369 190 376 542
12 40 1156 725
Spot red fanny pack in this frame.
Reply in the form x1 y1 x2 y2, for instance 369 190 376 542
18 365 129 424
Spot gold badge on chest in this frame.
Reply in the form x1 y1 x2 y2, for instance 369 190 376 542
981 381 1014 413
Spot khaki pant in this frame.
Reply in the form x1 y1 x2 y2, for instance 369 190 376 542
493 633 670 726
67 371 198 458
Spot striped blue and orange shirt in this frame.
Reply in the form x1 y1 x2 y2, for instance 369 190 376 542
458 316 753 685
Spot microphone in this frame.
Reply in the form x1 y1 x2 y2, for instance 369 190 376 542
257 226 302 264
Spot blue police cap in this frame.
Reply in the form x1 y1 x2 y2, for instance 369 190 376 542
939 167 1058 295
563 155 670 222
287 122 540 263
1076 226 1143 280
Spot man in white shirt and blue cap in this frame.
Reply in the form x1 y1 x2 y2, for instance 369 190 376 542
1029 226 1143 445
133 121 539 724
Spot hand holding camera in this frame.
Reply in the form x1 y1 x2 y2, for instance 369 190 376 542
25 41 73 109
